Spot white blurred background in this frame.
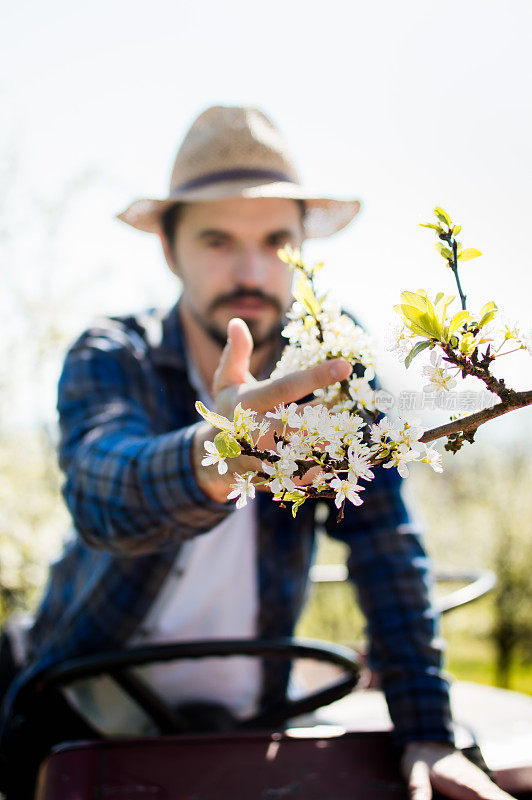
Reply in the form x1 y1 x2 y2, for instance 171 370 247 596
2 0 532 441
1 0 531 693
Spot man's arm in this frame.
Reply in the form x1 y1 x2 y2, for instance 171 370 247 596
325 470 517 799
58 324 233 556
59 316 351 555
324 466 453 747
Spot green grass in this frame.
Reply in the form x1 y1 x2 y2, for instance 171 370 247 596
296 531 532 696
442 600 532 695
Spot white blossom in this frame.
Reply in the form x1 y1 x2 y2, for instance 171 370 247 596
274 441 299 474
227 472 256 509
419 444 443 473
266 402 300 429
329 476 365 508
262 460 297 495
347 377 378 411
382 444 419 478
271 297 376 389
515 326 532 357
370 417 394 445
331 410 364 445
300 404 333 438
311 471 329 491
386 321 412 361
347 447 374 482
422 351 457 392
394 417 425 449
523 332 532 357
285 428 311 455
256 419 271 439
201 440 228 474
232 403 259 437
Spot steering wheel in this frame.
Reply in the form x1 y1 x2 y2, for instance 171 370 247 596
12 638 361 735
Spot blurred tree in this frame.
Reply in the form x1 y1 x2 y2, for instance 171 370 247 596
413 448 532 690
0 135 98 623
486 454 532 687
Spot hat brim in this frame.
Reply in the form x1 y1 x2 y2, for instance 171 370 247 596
116 180 361 240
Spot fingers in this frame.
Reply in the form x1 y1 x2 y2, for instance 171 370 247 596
402 744 518 800
407 759 433 800
213 318 254 394
430 757 518 800
239 358 352 414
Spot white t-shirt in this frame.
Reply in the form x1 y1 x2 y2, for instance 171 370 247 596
130 500 261 718
63 357 261 735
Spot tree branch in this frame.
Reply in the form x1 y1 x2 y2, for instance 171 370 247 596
419 389 532 444
440 341 512 402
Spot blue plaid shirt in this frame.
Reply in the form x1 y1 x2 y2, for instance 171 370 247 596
11 302 452 746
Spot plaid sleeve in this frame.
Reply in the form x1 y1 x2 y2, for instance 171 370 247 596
57 324 232 556
325 466 453 747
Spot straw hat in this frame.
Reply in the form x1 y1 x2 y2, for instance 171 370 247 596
116 105 361 239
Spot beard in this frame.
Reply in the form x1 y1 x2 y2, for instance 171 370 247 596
188 289 286 350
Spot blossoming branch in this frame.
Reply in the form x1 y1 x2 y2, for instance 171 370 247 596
393 207 532 452
197 213 532 519
196 245 439 520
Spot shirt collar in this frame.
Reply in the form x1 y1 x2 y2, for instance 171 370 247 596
145 300 188 370
146 298 285 379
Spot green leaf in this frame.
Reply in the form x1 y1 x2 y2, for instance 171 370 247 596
419 223 442 231
452 224 462 235
434 294 456 325
480 300 497 316
395 290 441 338
448 310 473 336
435 243 453 261
460 332 476 354
214 431 241 458
400 305 442 339
434 292 445 304
411 291 439 331
400 291 429 312
294 274 321 317
434 206 452 226
405 340 432 368
195 401 232 431
277 245 303 267
275 489 305 502
400 289 438 323
479 300 498 328
457 248 482 262
291 494 308 517
272 489 307 516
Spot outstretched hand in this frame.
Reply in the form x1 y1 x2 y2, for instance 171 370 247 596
192 318 352 503
401 742 516 800
213 317 350 416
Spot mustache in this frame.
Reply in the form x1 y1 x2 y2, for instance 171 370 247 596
208 288 283 315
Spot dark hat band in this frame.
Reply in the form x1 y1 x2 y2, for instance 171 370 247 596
172 168 293 194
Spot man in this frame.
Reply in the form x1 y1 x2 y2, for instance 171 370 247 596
0 105 514 800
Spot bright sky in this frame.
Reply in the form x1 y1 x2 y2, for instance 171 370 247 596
2 0 532 442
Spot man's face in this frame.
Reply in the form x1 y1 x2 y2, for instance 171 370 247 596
166 197 305 348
